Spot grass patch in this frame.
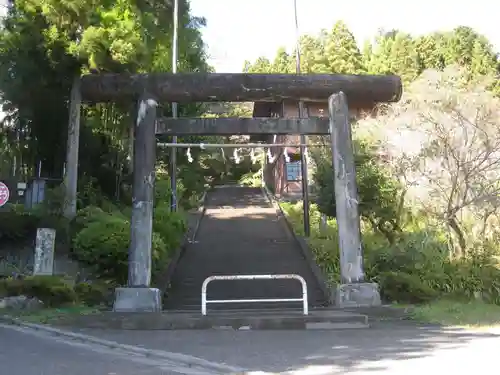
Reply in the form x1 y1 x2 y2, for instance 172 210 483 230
412 300 500 328
1 305 100 324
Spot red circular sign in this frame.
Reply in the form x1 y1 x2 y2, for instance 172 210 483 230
0 182 10 207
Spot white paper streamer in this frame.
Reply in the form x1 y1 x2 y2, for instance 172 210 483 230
267 148 275 163
186 147 193 163
233 148 241 164
250 148 258 164
284 147 290 162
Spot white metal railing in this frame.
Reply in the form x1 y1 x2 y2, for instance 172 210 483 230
201 274 308 316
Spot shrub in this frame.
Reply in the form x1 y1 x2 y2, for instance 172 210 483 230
0 209 38 241
72 214 167 285
239 170 262 187
152 204 187 284
312 142 401 239
0 276 77 307
280 200 500 306
74 281 115 307
153 205 187 247
378 271 439 304
0 204 69 249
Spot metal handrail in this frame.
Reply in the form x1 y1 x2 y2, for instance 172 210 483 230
201 274 308 316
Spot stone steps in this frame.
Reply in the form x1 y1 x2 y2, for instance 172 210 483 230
53 308 369 330
163 186 329 311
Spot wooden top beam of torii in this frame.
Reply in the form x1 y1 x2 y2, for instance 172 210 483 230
79 72 402 105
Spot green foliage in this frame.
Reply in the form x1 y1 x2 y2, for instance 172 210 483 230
378 271 439 304
71 205 186 286
72 214 165 284
312 141 402 242
0 276 77 307
0 0 210 204
0 203 69 244
151 204 186 283
281 202 500 305
74 281 114 307
239 170 262 187
71 205 109 233
72 215 129 284
244 24 499 94
152 204 186 249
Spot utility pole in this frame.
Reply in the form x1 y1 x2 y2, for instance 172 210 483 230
293 0 310 237
170 0 179 212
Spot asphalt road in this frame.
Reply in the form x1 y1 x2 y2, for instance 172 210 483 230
4 321 500 375
0 325 190 375
79 322 500 374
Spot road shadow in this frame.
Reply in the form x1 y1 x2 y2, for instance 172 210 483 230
77 321 500 373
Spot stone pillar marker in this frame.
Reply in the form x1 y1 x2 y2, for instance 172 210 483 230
113 93 162 312
328 92 381 307
33 228 56 275
319 213 328 233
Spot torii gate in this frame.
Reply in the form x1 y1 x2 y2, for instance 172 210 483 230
65 72 402 312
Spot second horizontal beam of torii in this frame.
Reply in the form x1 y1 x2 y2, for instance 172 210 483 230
156 117 330 135
80 72 402 104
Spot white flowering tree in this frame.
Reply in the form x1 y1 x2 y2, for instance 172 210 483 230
356 66 500 255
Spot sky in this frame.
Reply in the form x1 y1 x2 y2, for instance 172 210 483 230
190 0 500 73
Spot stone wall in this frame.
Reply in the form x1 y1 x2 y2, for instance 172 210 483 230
0 242 83 278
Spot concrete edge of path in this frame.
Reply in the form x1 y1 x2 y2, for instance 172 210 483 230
0 315 247 374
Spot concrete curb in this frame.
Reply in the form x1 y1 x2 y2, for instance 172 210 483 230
260 185 334 306
0 315 246 374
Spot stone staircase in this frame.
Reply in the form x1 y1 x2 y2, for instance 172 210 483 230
163 186 329 311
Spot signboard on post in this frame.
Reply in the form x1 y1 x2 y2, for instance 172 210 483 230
286 162 301 181
0 182 9 207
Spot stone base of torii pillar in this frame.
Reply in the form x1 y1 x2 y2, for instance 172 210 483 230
113 287 162 312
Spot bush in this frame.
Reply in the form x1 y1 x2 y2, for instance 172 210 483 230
239 170 262 187
72 214 167 285
153 205 187 247
312 142 401 233
378 271 439 304
280 200 500 306
151 204 187 283
74 281 115 307
0 210 38 241
0 205 70 248
0 276 77 307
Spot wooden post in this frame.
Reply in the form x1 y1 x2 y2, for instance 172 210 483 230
328 92 380 307
113 93 161 312
63 76 81 219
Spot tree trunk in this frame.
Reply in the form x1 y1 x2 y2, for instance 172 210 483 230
447 216 467 256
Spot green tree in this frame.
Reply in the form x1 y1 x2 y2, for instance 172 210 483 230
312 141 402 243
244 57 272 73
368 30 420 84
324 21 365 74
272 47 293 73
0 0 210 203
